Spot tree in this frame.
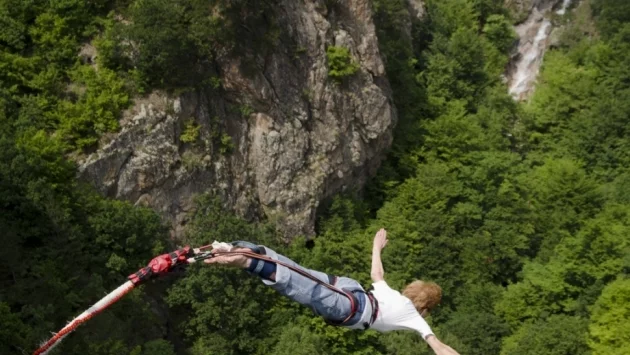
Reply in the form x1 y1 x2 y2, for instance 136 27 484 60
165 195 287 355
500 315 590 355
588 277 630 354
271 324 328 355
496 204 630 327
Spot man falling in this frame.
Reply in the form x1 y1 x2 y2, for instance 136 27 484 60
206 228 460 355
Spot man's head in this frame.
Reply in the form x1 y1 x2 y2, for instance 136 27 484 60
402 280 442 317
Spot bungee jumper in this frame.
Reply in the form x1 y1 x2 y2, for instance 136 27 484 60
34 228 459 355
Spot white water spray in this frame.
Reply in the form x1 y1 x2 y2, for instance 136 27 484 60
556 0 573 15
507 1 574 100
508 17 552 100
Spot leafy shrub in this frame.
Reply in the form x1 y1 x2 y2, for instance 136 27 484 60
56 65 130 149
589 277 630 354
326 46 360 81
239 104 254 118
219 133 233 154
181 150 203 171
180 119 200 144
483 14 517 53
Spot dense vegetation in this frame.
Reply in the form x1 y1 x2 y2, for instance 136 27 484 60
1 0 629 354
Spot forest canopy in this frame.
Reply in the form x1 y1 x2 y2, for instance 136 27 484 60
1 0 629 354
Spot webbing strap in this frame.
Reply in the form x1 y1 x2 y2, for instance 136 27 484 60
327 273 338 286
366 292 379 328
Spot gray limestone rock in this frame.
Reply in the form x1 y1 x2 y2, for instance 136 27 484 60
505 0 562 24
78 0 396 239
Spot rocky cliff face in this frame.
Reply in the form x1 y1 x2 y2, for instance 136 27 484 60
79 0 396 238
505 0 559 23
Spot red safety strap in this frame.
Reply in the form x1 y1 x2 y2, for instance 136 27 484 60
128 246 193 285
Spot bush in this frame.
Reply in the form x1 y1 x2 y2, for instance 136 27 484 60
180 119 200 144
219 133 234 154
483 14 517 53
326 46 360 81
589 277 630 354
122 0 200 89
56 65 130 149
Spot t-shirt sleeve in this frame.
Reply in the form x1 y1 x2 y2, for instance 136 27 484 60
403 314 435 340
371 280 389 291
371 280 401 296
413 315 433 340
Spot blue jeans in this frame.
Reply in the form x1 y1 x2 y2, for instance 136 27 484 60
232 241 372 329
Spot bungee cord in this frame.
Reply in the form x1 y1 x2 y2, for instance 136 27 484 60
33 282 135 355
33 245 197 355
33 242 362 354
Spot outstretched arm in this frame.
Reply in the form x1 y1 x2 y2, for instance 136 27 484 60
425 335 460 355
371 228 388 282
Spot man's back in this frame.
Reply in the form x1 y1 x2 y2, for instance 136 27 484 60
370 280 434 339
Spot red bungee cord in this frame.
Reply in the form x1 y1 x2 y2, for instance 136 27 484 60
33 243 358 354
33 246 195 355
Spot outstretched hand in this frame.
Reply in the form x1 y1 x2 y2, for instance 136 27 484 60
373 228 388 251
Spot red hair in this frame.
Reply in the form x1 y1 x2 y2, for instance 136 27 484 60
402 280 442 315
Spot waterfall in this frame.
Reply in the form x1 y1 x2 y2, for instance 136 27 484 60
508 18 552 100
556 0 573 15
507 0 574 100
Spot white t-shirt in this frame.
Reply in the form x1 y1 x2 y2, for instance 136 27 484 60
369 280 434 340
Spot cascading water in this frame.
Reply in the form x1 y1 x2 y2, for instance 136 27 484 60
508 16 552 100
507 0 573 100
556 0 573 15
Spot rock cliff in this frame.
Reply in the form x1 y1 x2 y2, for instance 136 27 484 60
79 0 396 238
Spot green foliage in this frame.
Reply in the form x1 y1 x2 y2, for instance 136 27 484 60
497 205 630 328
181 150 203 171
0 118 172 353
120 0 203 89
165 195 285 355
56 65 130 148
239 104 254 118
500 315 590 355
483 14 517 53
422 26 489 112
2 1 630 354
444 283 509 354
219 133 234 154
326 46 360 81
524 29 630 180
0 302 30 354
379 331 433 355
369 0 428 192
0 0 134 152
425 0 478 38
588 277 630 354
592 0 630 38
180 119 200 144
138 339 176 355
271 324 327 355
472 0 508 24
446 312 509 355
101 0 279 90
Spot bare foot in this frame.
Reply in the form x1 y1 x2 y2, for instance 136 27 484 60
203 247 252 269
